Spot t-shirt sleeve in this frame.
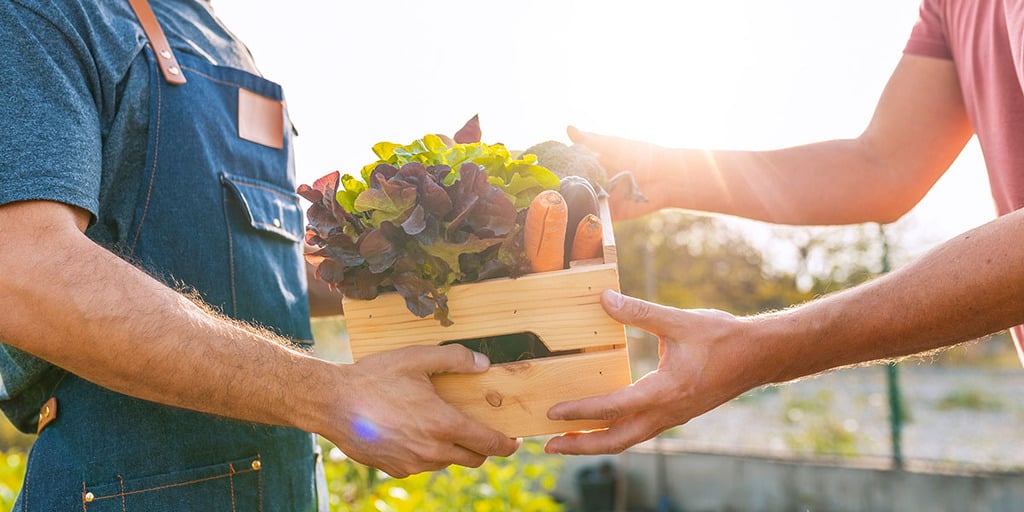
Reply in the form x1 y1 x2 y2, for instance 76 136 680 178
0 1 103 218
904 0 953 59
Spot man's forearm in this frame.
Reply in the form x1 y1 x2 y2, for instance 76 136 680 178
661 140 906 225
581 56 973 226
758 208 1024 384
0 203 334 434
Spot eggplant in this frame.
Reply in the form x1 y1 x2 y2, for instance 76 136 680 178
559 175 600 266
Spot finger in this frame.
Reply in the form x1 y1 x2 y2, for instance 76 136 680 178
567 125 589 144
547 380 656 423
567 125 621 149
446 414 520 458
439 443 489 469
452 439 521 468
389 443 486 477
544 416 656 455
601 289 685 337
405 344 490 376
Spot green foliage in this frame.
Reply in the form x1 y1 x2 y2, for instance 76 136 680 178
323 440 564 512
780 389 859 457
301 131 563 326
928 333 1022 369
0 440 563 511
784 418 859 457
937 387 1005 411
614 212 817 314
0 451 26 509
782 389 835 420
360 135 560 211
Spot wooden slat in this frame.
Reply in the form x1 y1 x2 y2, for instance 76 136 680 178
345 264 624 358
597 191 617 264
431 348 631 437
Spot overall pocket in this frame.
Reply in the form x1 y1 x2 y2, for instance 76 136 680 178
82 455 263 512
220 172 312 343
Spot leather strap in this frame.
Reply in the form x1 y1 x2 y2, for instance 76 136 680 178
127 0 187 85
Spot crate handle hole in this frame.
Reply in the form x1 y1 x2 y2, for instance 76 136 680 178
439 332 581 365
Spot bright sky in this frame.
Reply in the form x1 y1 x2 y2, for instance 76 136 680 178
212 0 997 259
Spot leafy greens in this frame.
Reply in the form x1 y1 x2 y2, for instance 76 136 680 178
299 129 560 326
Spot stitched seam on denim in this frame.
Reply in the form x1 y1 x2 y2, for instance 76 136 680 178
180 66 278 96
227 178 297 200
81 482 87 512
222 187 239 316
251 221 298 236
84 467 257 503
228 463 236 512
256 453 262 512
117 475 126 512
129 52 163 259
22 445 32 512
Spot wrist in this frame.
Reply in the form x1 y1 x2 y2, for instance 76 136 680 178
286 357 350 436
752 302 837 386
715 315 783 392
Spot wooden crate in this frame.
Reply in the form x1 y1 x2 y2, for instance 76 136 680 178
344 196 630 438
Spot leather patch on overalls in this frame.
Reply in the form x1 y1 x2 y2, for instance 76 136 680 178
36 397 57 434
238 88 283 149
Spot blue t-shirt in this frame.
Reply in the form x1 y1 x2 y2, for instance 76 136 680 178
0 0 267 427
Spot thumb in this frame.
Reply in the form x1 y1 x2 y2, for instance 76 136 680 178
601 289 681 336
567 125 589 144
407 344 491 376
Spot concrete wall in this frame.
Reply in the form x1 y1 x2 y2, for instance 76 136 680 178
553 439 1024 512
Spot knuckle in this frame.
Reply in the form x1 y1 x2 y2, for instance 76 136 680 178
633 300 658 321
425 418 453 441
600 406 622 421
442 343 475 364
481 434 512 457
418 445 447 464
463 455 487 469
608 440 631 455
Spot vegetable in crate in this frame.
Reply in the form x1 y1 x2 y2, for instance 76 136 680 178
569 214 603 262
521 140 648 203
558 175 600 266
299 118 561 326
523 190 568 273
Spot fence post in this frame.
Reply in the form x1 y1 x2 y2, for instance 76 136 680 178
880 224 904 470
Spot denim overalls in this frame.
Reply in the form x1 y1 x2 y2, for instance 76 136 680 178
13 5 327 510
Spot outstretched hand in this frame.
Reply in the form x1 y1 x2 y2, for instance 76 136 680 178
567 126 672 221
545 290 758 455
325 345 519 477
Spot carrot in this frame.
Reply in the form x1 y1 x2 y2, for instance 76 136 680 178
559 176 599 267
569 214 603 261
524 190 568 272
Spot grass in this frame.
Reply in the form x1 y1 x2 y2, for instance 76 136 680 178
936 387 1004 411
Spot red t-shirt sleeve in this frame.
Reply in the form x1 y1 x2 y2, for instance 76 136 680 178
904 0 953 59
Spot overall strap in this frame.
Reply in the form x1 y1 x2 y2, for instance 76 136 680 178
127 0 187 85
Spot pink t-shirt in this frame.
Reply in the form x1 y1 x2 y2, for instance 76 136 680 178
904 0 1024 359
905 0 1024 215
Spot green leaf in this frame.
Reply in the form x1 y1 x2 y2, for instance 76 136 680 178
354 187 417 226
371 141 402 161
336 173 367 213
421 235 503 276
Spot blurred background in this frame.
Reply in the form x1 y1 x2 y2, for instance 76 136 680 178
2 1 1021 511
